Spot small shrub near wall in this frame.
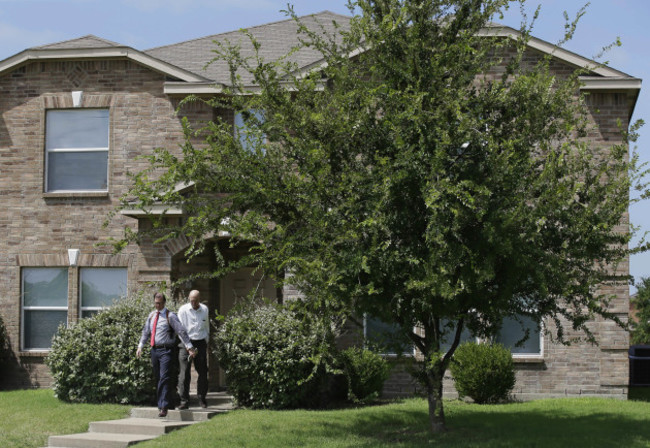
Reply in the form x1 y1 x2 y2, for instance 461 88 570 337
46 294 155 404
450 341 516 404
341 347 391 402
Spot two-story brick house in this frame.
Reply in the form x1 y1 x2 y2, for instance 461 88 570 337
0 11 640 398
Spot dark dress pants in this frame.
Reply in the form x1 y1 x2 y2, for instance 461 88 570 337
151 347 173 410
177 339 208 402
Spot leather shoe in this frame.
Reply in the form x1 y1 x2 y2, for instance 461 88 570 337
200 397 208 408
178 401 189 410
158 409 168 417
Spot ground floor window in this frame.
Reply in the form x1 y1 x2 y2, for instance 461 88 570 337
80 268 127 318
495 315 542 357
364 316 414 356
440 320 474 353
22 268 68 350
364 314 542 357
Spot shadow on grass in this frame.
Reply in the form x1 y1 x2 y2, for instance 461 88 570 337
283 399 650 448
629 386 650 402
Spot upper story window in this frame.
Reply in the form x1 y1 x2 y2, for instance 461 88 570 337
22 267 68 350
45 109 109 192
80 268 127 318
234 109 265 153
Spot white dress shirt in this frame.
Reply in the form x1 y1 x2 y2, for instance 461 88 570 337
177 302 210 341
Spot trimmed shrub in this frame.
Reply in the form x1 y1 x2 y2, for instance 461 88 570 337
450 341 516 404
214 303 331 409
46 294 155 404
341 347 390 402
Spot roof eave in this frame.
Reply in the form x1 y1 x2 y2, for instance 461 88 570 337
120 204 185 218
163 80 325 95
579 76 642 122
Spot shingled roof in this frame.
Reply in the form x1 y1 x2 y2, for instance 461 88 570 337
145 10 351 85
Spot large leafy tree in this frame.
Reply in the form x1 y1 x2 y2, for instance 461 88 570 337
115 0 645 432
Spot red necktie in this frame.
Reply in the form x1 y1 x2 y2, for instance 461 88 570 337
150 311 160 347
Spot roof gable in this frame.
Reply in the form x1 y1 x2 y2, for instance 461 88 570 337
0 35 209 82
480 24 632 78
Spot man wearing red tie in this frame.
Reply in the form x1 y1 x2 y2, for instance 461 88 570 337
137 292 195 417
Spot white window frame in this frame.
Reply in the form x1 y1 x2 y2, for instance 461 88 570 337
79 267 127 318
45 108 110 193
21 267 68 351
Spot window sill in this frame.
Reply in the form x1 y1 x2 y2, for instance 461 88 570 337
513 356 544 364
380 352 415 358
43 191 109 199
19 351 49 357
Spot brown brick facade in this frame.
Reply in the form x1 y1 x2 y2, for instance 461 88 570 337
0 59 201 387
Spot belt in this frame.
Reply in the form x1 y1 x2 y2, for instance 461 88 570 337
152 344 175 349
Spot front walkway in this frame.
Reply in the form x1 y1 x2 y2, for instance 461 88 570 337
45 392 233 448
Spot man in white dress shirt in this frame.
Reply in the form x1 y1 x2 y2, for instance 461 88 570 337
177 289 210 409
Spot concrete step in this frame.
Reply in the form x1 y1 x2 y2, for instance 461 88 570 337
130 407 227 421
90 417 195 436
48 431 156 448
46 393 234 447
195 391 234 407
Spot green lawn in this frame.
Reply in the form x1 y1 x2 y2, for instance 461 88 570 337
136 397 650 448
3 390 650 447
0 389 129 448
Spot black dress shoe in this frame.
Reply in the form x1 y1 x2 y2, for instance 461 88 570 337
179 401 189 410
200 397 208 408
158 409 168 417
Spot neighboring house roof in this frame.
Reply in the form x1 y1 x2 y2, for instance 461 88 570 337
0 11 641 114
33 35 124 50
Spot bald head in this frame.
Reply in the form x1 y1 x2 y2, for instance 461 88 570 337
188 290 201 310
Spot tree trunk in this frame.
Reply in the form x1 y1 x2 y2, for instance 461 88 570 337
426 363 447 433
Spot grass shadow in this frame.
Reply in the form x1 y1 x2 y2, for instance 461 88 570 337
284 399 650 447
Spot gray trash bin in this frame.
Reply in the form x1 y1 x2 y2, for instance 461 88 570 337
629 345 650 386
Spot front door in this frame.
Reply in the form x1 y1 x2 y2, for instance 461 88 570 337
213 267 278 388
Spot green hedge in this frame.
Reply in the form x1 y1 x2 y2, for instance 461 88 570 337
46 294 155 404
213 303 331 409
450 341 516 404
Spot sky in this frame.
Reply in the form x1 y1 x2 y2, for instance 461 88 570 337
0 0 648 292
